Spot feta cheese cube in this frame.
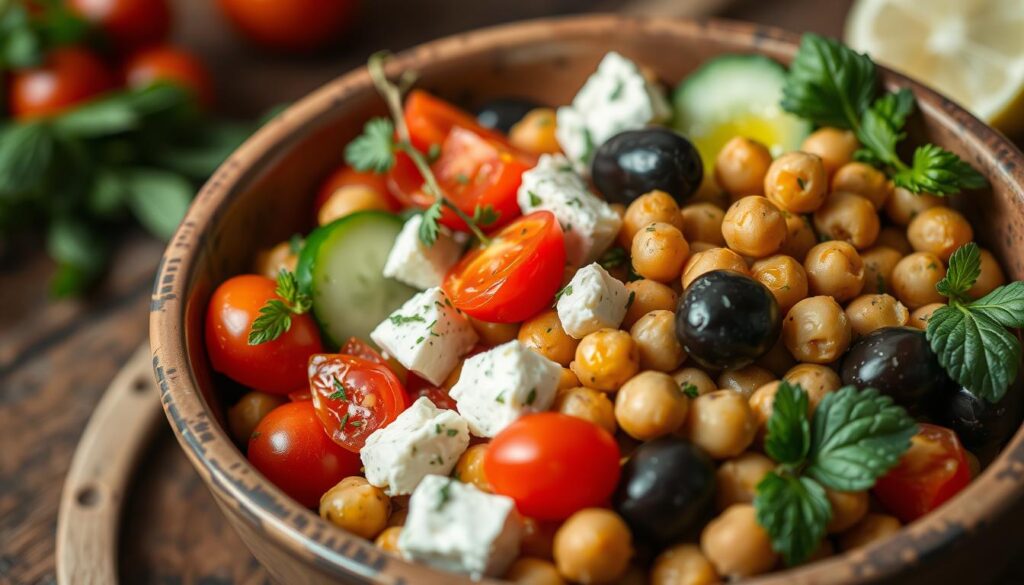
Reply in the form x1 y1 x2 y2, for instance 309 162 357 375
556 51 671 174
382 214 464 290
399 475 522 578
556 263 629 338
361 397 470 495
518 154 622 268
449 340 563 437
370 287 478 385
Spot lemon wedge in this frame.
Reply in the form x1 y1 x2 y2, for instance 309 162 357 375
845 0 1024 135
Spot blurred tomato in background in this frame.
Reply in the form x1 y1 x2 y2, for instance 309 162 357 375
216 0 360 52
9 46 114 119
68 0 171 50
124 45 215 107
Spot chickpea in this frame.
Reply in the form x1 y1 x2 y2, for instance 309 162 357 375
720 196 788 258
686 390 757 459
630 310 686 372
519 309 579 366
672 367 717 397
837 514 901 552
891 252 947 309
812 192 880 250
783 296 852 364
764 151 828 213
558 367 580 390
470 317 519 347
779 212 818 262
680 202 726 246
714 136 773 199
319 476 391 540
804 241 865 302
619 190 684 248
631 222 691 282
651 544 721 585
751 254 809 313
572 329 639 392
861 246 903 294
715 452 775 511
717 365 776 399
909 302 945 330
374 526 402 553
681 247 749 289
700 504 778 578
884 186 945 226
553 509 633 585
783 364 841 411
228 391 287 445
318 185 390 225
554 387 617 435
755 339 797 377
452 443 490 492
970 248 1007 298
688 241 718 254
510 108 560 155
825 488 869 534
623 279 677 327
907 207 974 261
255 240 299 279
615 371 690 440
876 226 913 255
844 294 910 336
831 162 891 208
506 558 567 585
748 381 781 440
801 127 859 177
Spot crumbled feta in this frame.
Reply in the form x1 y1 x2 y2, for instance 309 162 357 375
449 340 563 437
518 154 622 268
360 397 470 496
399 475 522 578
556 51 671 174
382 214 464 290
370 287 478 385
556 262 629 338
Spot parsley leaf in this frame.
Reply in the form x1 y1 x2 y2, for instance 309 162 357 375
781 33 877 130
680 382 699 399
935 242 981 302
893 143 988 195
764 381 811 466
856 88 913 168
344 117 396 173
598 247 628 270
419 201 443 246
248 270 313 345
472 204 499 227
754 472 831 566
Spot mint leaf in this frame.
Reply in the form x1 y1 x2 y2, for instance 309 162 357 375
123 168 194 240
764 381 811 466
936 243 981 302
893 143 987 195
781 33 877 129
345 117 396 173
754 472 831 566
969 282 1024 328
927 304 1021 402
0 122 56 194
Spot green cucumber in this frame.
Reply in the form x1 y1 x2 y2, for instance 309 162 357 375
297 211 417 347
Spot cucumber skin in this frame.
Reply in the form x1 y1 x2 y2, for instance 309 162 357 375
673 54 788 108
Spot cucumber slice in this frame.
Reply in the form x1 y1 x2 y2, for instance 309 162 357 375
297 211 417 347
673 54 811 174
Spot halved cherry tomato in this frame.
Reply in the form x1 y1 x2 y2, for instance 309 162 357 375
68 0 171 51
247 401 361 508
308 354 408 452
124 45 215 107
340 336 407 384
403 90 508 153
9 47 115 119
484 413 620 520
406 376 458 411
314 166 396 217
873 423 971 522
205 275 323 395
443 211 565 323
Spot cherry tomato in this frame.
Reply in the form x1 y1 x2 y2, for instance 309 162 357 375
308 354 408 452
406 373 458 411
485 413 620 520
873 423 971 522
9 47 114 119
314 166 396 216
68 0 171 51
403 90 508 153
288 390 311 402
205 275 324 395
443 211 565 323
124 45 214 107
216 0 359 53
247 401 361 508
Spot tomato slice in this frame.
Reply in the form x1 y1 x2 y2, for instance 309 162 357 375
403 90 508 153
873 423 971 522
308 354 409 452
444 211 565 323
340 336 408 384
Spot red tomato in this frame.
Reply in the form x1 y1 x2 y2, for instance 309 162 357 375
873 423 971 522
288 390 311 402
216 0 359 53
205 275 324 395
405 373 458 411
247 401 361 508
443 211 565 323
68 0 171 51
123 45 214 107
308 354 408 452
485 413 620 520
403 90 509 153
9 47 115 119
314 167 396 216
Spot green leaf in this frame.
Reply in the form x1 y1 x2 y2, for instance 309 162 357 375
152 121 250 180
0 121 56 194
53 99 140 138
970 282 1024 328
927 304 1021 402
46 217 109 296
764 381 811 466
472 204 499 227
856 89 914 168
2 26 41 68
893 143 988 195
274 269 311 314
806 386 917 491
344 117 395 173
781 33 877 129
935 243 980 301
87 168 127 219
419 201 443 246
754 472 831 566
123 168 194 240
598 247 628 270
247 299 294 345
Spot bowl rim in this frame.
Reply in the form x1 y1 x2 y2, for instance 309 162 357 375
150 13 1024 585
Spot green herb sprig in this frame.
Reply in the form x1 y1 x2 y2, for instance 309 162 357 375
0 1 91 70
247 269 313 345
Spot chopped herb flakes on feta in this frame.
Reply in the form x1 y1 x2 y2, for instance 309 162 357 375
556 262 629 338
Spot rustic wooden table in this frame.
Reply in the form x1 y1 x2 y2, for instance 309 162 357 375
4 0 1021 584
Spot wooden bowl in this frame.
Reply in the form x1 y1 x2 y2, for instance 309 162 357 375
150 14 1024 585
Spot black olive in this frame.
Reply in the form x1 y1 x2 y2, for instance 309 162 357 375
591 128 703 205
840 327 955 415
932 384 1023 455
675 270 781 370
474 97 540 134
612 437 715 546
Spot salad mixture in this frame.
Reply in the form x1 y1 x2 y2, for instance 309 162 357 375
203 34 1024 584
